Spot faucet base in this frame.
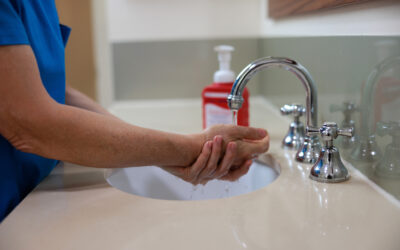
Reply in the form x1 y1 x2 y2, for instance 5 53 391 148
295 135 321 164
282 121 305 150
309 147 350 183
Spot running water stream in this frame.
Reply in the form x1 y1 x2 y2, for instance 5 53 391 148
232 110 238 125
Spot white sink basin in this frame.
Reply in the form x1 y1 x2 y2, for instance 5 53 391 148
105 156 279 200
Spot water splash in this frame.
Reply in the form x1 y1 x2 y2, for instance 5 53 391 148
232 110 238 125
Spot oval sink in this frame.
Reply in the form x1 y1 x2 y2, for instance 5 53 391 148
105 155 280 200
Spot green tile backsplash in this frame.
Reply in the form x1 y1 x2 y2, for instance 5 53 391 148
112 38 262 100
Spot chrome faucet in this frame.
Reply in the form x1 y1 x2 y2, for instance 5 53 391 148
308 122 354 183
351 56 400 162
227 57 321 164
330 101 358 149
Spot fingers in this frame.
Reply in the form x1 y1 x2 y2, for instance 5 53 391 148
219 159 252 182
213 142 237 178
233 126 268 140
182 140 212 184
242 134 270 156
197 135 222 183
199 141 237 185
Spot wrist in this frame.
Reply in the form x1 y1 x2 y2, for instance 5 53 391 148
184 132 206 166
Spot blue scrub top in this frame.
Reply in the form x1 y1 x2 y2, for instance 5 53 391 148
0 0 70 221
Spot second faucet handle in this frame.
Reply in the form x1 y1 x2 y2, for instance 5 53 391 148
281 104 306 121
308 122 354 183
280 104 306 150
308 122 354 146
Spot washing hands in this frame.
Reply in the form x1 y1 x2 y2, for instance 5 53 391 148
161 124 269 185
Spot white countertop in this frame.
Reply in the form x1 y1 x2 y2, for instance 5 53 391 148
0 97 399 250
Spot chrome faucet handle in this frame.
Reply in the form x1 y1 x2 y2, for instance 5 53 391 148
280 104 306 149
308 122 353 146
280 104 306 119
375 121 400 178
308 122 353 183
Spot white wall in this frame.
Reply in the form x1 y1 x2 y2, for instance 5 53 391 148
107 0 400 43
261 0 400 37
97 0 400 105
106 0 261 42
92 0 114 107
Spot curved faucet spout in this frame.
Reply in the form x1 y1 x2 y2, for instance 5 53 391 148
227 57 318 130
227 57 321 164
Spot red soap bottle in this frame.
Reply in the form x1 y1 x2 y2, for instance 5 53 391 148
202 45 249 129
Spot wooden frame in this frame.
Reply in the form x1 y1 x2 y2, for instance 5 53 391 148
268 0 375 19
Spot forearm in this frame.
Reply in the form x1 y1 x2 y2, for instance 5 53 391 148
0 45 203 168
0 45 268 171
5 101 203 168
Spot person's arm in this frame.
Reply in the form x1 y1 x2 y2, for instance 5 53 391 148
0 45 268 170
65 85 113 117
64 81 259 185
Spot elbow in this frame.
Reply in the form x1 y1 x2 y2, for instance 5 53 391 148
0 101 58 156
4 132 37 154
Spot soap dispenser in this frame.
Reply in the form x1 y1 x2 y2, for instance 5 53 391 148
202 45 249 129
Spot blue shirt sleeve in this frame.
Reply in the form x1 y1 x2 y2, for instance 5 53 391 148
0 0 29 45
60 24 71 47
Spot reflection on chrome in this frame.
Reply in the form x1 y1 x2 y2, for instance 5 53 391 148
308 182 351 240
330 101 358 149
375 121 400 178
351 56 400 162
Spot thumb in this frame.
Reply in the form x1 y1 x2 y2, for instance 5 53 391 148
234 126 268 140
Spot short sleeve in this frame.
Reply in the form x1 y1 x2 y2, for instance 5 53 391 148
0 0 29 46
59 24 71 47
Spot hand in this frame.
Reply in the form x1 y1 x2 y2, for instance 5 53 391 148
162 124 270 185
201 124 269 166
161 135 238 185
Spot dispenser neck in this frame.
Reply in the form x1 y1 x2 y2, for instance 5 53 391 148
214 45 235 83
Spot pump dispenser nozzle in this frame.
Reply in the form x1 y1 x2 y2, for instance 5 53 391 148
214 45 235 83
